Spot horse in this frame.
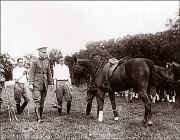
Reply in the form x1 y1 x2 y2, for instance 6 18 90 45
71 56 175 126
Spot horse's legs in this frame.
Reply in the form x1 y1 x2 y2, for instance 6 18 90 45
0 88 2 110
108 90 119 120
166 88 170 102
86 90 95 115
168 89 175 102
172 90 176 103
96 101 99 117
159 88 164 102
96 88 105 122
95 94 99 117
138 89 153 126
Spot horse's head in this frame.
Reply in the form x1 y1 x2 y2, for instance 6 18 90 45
71 56 94 87
72 64 88 86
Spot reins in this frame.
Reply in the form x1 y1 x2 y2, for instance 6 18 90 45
94 57 108 76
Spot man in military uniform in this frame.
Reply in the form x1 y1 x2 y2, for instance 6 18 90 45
29 47 53 123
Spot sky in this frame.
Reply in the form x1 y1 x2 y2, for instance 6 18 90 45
1 1 179 59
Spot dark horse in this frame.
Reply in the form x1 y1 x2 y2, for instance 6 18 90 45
71 56 175 126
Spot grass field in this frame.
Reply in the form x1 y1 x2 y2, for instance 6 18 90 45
0 86 180 140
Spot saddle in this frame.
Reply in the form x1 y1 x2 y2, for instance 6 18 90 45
108 56 131 80
103 56 131 89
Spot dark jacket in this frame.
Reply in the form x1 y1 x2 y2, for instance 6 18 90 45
29 57 53 90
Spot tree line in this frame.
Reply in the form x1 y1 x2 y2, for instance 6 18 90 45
1 12 179 80
69 13 180 67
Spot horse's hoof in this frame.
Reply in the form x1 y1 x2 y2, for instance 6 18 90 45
147 120 153 126
86 113 90 116
114 117 119 121
98 119 103 122
143 120 153 127
38 119 44 124
98 118 103 122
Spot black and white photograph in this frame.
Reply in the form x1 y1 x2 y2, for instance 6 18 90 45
0 1 180 139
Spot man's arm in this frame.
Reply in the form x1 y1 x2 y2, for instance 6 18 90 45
48 61 53 85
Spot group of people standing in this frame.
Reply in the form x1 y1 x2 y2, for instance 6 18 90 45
1 47 72 123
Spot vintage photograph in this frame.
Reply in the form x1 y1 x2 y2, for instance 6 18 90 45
1 1 180 139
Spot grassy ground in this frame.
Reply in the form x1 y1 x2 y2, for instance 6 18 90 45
0 86 180 140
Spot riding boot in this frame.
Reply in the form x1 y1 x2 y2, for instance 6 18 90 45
58 108 62 115
35 107 43 123
40 107 43 119
0 98 2 110
67 102 71 114
19 101 28 114
16 104 21 114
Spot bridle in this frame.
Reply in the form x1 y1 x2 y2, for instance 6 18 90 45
94 57 108 76
72 57 108 88
72 57 108 77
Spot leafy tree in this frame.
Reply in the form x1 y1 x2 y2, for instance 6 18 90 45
0 53 13 80
49 48 63 65
48 48 62 76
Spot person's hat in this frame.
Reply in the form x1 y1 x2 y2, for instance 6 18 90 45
37 47 47 52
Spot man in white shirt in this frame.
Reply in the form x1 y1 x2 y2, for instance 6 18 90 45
13 58 30 114
53 57 72 115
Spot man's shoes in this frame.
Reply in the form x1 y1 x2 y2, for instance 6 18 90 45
67 102 71 114
16 104 21 114
19 101 28 114
58 108 62 116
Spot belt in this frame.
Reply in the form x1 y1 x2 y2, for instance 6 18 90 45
15 82 24 85
36 72 48 74
56 80 68 81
